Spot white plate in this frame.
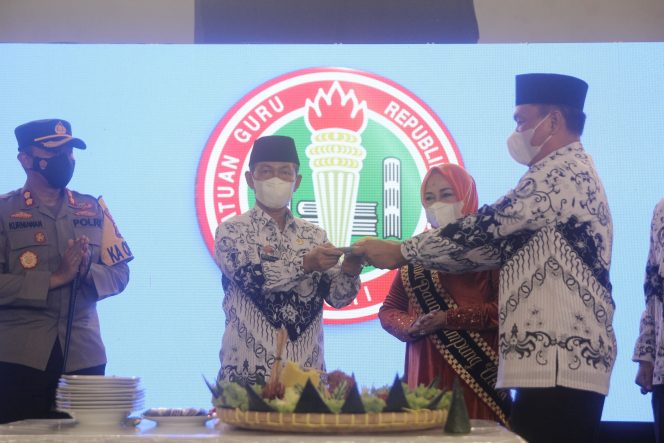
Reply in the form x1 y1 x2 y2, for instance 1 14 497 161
57 401 143 410
56 398 143 406
55 400 143 411
64 408 131 427
57 397 143 404
56 391 144 400
58 382 141 391
60 382 139 389
55 401 143 411
60 378 139 387
61 375 140 383
57 386 142 394
141 414 212 427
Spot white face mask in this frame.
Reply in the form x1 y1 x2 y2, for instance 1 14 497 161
507 113 552 165
252 177 294 209
425 201 463 229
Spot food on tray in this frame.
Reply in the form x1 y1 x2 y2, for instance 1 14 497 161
208 363 451 415
280 360 321 390
143 407 209 417
443 378 471 434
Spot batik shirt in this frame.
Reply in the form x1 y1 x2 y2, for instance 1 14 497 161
215 206 360 386
633 199 664 385
401 142 616 395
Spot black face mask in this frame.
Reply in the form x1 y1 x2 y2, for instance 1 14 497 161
31 153 75 189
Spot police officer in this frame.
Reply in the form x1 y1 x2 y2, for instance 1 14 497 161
0 119 131 423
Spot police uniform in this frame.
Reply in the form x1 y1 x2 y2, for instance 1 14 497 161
0 119 130 423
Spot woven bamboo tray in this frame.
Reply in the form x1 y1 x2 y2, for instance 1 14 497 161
217 408 447 433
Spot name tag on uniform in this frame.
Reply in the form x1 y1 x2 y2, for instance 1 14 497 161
259 244 278 262
8 220 43 230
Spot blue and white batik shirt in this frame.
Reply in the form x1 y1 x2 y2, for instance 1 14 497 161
633 199 664 385
214 206 360 386
402 142 615 395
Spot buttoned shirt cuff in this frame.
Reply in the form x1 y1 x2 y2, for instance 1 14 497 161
632 343 655 363
87 262 129 298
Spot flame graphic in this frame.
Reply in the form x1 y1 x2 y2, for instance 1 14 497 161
305 81 368 133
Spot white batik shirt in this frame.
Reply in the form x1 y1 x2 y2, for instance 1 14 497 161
214 206 360 386
402 142 615 395
633 199 664 385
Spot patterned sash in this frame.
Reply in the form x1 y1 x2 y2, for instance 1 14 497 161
401 264 511 425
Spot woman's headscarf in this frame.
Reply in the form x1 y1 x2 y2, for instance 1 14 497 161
420 164 478 217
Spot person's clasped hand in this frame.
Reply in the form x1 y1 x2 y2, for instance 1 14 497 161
635 360 654 395
408 310 447 337
50 236 90 289
303 243 343 273
351 238 407 270
77 235 92 278
340 250 364 276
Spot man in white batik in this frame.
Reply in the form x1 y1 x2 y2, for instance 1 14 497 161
214 135 361 387
634 200 664 443
354 73 615 443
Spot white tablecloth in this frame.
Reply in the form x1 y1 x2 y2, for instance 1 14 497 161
0 419 525 443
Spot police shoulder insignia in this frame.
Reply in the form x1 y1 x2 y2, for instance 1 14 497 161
23 191 34 207
10 211 33 219
75 210 97 217
19 251 38 269
67 190 76 206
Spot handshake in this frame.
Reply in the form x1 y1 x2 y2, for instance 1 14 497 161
303 239 408 275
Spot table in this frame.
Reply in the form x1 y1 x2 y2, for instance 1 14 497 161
0 418 525 443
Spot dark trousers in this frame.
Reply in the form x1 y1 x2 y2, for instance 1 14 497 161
653 385 664 443
510 386 605 443
0 340 105 424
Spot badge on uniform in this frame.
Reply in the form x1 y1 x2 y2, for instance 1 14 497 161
23 191 33 207
99 196 133 266
10 211 32 219
19 251 38 269
34 232 46 243
259 244 278 262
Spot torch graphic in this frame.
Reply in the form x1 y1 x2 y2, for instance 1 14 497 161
304 81 368 248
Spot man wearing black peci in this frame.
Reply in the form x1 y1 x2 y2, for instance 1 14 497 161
354 74 615 443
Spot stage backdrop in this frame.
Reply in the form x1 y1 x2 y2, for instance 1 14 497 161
0 43 662 422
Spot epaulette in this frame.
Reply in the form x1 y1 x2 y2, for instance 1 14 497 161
66 189 98 210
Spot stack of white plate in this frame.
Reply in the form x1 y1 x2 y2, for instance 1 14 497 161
56 375 143 427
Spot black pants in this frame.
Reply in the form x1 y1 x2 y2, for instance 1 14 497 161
0 340 105 424
510 386 605 443
653 384 664 443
